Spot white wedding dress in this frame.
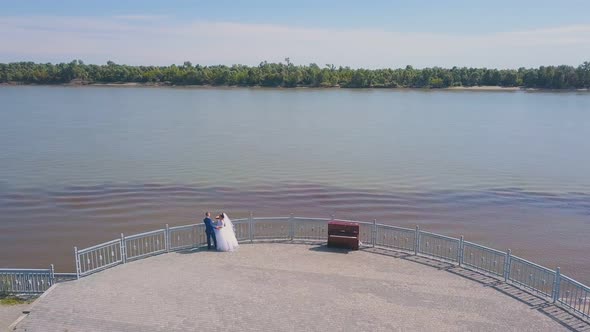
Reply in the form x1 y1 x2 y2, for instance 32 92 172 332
214 213 239 252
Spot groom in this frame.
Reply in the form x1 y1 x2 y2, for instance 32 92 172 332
203 212 218 250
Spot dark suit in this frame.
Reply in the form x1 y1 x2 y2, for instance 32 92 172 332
203 217 217 250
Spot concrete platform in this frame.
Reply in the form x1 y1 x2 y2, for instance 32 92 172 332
14 243 575 331
0 302 29 332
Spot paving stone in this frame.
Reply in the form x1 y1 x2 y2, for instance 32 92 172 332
15 244 568 331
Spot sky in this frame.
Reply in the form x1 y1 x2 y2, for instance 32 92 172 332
1 0 589 68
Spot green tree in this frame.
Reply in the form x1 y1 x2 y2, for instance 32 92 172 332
1 59 589 89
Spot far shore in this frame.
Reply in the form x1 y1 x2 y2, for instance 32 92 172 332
1 81 589 92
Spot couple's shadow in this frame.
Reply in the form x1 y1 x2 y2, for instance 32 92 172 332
176 240 352 255
176 246 214 254
175 240 353 255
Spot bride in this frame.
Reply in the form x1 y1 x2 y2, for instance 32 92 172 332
214 212 239 252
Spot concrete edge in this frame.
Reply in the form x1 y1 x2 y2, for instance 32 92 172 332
24 283 59 314
6 314 27 332
7 284 59 331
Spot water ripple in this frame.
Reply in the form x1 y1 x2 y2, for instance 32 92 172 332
1 182 589 282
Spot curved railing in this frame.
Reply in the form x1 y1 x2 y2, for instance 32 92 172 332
2 216 588 322
71 215 589 321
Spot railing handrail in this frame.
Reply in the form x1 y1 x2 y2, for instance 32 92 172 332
559 274 590 291
293 217 331 221
335 218 372 225
418 230 460 242
124 228 166 240
463 240 506 256
509 254 557 275
376 224 415 233
77 238 121 254
169 224 198 231
0 268 52 272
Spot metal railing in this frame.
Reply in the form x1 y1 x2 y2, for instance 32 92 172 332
168 224 203 251
2 215 588 321
293 217 330 241
418 230 461 262
507 255 556 298
557 274 590 319
375 224 415 251
232 218 250 242
123 229 167 261
0 266 54 294
462 241 506 278
75 239 123 277
251 217 291 240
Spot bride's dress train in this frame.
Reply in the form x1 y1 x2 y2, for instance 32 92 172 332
215 213 239 252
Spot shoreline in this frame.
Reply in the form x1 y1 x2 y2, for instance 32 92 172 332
2 81 589 92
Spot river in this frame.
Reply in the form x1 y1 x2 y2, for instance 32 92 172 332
0 86 589 283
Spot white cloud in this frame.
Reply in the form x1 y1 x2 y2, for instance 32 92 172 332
0 15 588 68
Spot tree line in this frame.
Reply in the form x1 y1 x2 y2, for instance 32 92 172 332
1 59 589 89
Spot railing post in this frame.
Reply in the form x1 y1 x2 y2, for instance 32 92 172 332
372 219 377 247
120 233 127 264
458 236 464 267
289 214 295 241
552 267 561 303
249 211 254 243
50 264 55 286
503 249 512 282
74 246 80 279
414 225 420 255
165 224 170 253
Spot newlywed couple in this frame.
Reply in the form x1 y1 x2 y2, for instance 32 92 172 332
203 212 239 251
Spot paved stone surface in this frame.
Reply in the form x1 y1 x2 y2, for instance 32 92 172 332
0 303 29 332
15 244 568 331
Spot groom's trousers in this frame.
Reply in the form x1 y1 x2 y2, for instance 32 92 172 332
206 230 217 249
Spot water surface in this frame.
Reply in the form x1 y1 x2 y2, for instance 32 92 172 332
0 86 589 282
